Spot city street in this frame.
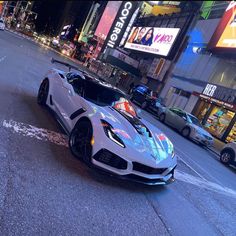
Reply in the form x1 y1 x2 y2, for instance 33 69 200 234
0 30 236 236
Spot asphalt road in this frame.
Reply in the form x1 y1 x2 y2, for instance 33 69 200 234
0 30 236 236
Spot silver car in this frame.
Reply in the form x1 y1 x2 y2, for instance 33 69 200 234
159 107 214 147
0 19 5 30
220 142 236 167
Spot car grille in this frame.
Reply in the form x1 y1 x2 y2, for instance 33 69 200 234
133 162 167 175
125 174 167 184
93 149 127 170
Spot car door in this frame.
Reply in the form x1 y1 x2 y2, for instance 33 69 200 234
174 110 188 131
165 108 178 125
53 74 85 132
166 108 182 128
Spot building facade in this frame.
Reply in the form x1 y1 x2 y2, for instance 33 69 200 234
160 1 236 143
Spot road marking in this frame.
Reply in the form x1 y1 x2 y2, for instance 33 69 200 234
2 119 236 198
3 120 68 147
175 146 222 185
176 171 236 199
176 154 207 180
0 56 6 63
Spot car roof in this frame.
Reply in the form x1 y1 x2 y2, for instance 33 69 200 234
67 71 126 96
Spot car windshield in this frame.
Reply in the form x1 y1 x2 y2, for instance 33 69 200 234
84 81 126 107
187 114 202 127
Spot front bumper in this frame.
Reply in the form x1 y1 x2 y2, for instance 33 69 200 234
191 133 214 147
92 149 176 185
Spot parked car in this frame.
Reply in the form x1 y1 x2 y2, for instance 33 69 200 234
159 107 214 147
130 84 157 109
0 18 5 30
147 98 166 117
220 142 236 167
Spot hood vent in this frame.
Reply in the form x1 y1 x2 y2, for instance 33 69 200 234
111 107 152 138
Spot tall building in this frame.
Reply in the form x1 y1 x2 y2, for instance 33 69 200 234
88 1 201 90
160 1 236 143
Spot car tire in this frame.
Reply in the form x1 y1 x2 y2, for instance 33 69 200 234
220 149 234 165
69 120 93 166
37 78 49 105
141 101 148 109
182 127 190 138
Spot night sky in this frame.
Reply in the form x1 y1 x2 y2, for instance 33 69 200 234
33 0 94 35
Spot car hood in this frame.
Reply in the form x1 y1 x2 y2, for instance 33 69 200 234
95 105 174 163
190 124 213 137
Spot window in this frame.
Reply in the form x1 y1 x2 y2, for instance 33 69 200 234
66 73 84 95
180 90 191 98
176 17 187 28
167 18 178 28
200 1 228 20
187 114 202 127
170 108 186 118
137 86 147 93
176 110 186 118
205 106 235 139
84 81 126 106
209 59 236 89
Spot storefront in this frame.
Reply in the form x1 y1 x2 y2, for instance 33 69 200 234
192 83 236 143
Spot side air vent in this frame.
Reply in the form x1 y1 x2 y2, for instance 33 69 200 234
59 73 65 79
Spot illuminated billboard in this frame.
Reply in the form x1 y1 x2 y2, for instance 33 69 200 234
124 26 180 56
208 1 236 51
94 1 122 39
102 1 140 50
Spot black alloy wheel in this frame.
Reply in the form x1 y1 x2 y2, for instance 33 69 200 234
182 127 190 138
220 149 234 165
37 79 49 105
69 120 93 165
159 113 165 123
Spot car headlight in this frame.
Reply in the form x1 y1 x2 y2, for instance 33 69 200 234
101 119 125 148
165 136 175 158
171 149 175 158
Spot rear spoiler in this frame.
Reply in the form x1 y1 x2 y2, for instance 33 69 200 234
51 58 104 82
51 58 83 72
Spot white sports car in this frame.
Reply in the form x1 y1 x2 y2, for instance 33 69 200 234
37 59 177 185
